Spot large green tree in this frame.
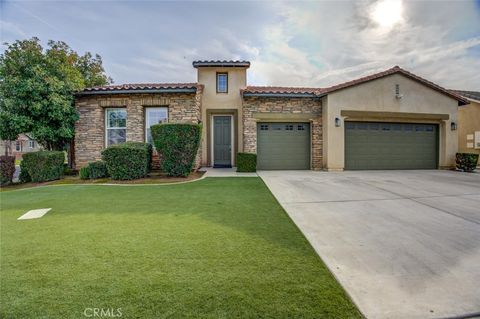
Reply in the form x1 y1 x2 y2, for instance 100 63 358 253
0 38 111 152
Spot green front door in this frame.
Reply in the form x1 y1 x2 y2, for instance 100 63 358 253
257 122 310 170
213 116 232 167
345 122 439 170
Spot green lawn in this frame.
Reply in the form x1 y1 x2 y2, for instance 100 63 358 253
0 178 361 318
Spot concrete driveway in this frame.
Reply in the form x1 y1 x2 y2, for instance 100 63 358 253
259 170 480 319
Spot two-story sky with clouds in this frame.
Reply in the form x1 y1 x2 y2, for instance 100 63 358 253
1 0 480 90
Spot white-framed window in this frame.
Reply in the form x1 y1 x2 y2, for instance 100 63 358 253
145 107 168 144
216 73 228 93
105 108 127 147
28 140 35 149
15 141 22 152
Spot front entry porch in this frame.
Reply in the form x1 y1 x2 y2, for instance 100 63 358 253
205 109 239 168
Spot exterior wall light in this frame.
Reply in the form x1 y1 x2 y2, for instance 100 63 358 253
335 117 341 127
451 122 457 131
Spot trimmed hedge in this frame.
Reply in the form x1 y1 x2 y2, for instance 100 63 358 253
21 151 65 182
456 153 479 172
151 123 201 177
102 142 152 180
19 160 31 183
0 156 15 185
236 153 257 172
80 161 108 180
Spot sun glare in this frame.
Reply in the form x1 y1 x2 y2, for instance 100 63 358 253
371 0 404 28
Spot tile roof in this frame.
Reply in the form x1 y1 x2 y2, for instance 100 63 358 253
77 64 468 105
448 90 480 102
241 86 322 95
242 66 468 104
320 66 468 104
192 60 250 68
79 83 200 95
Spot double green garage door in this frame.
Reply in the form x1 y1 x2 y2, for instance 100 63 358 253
345 122 439 170
256 121 439 170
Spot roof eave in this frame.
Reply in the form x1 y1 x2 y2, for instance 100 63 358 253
76 88 197 96
242 92 319 98
463 97 480 104
192 62 250 68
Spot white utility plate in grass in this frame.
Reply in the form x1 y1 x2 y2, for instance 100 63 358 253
18 208 51 220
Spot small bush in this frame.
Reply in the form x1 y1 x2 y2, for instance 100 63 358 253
151 123 201 177
79 167 90 180
102 142 152 180
21 151 65 182
80 161 108 180
456 153 479 172
0 156 15 185
236 153 257 172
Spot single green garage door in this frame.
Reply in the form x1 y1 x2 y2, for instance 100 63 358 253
257 122 310 170
345 122 438 170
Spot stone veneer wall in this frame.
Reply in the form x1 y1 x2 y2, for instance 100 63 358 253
242 96 323 170
74 92 202 169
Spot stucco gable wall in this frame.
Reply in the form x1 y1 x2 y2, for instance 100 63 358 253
327 73 458 113
323 73 459 170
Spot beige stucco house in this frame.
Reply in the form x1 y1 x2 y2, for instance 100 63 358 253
451 90 480 166
74 61 468 171
0 134 42 160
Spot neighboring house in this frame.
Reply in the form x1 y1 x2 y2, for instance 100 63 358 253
0 134 42 160
74 61 468 171
450 90 480 166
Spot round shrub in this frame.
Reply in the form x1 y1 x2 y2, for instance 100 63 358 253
0 155 15 185
456 153 479 172
236 153 257 173
102 142 152 180
80 161 108 180
151 123 201 177
21 151 65 182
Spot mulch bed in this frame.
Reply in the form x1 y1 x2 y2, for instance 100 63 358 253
0 170 205 192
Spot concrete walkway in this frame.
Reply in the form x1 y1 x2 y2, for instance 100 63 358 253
18 208 51 220
202 167 257 177
13 165 20 183
258 170 480 319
